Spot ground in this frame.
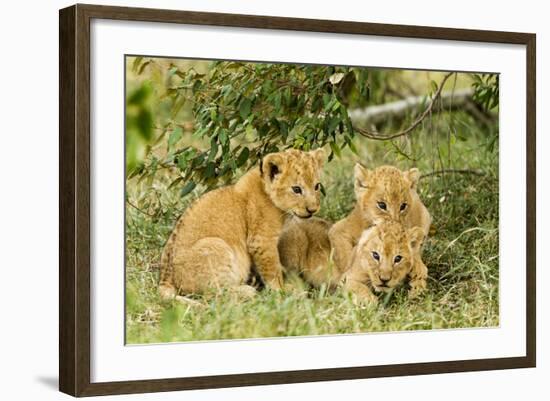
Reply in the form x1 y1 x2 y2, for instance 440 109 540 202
125 127 499 344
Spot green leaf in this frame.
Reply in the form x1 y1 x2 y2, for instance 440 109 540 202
191 152 205 168
192 79 203 93
327 116 340 134
324 96 335 111
311 95 322 112
204 162 216 178
131 57 143 72
136 110 153 141
208 138 219 162
284 88 292 107
167 127 183 150
219 129 229 146
239 98 252 120
171 95 186 118
127 82 152 105
193 126 208 139
168 176 184 189
245 124 255 137
274 92 282 110
177 154 188 170
237 147 250 167
329 142 342 158
137 60 151 75
323 93 331 108
348 140 359 155
152 129 167 146
180 181 196 197
430 80 438 94
210 108 218 122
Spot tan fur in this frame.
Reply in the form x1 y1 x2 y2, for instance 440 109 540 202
278 217 340 288
328 165 431 295
278 217 425 301
343 222 424 304
159 148 325 298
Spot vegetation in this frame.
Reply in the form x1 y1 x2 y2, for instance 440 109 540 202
125 57 499 343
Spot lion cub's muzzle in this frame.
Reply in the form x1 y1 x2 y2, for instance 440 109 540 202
296 206 319 219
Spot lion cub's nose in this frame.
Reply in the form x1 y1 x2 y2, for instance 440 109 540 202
306 207 318 215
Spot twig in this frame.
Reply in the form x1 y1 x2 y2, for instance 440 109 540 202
353 72 455 140
126 199 156 217
419 169 487 180
348 88 474 127
437 227 497 261
174 295 206 308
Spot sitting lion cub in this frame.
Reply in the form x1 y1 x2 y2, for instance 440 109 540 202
159 148 325 299
329 164 431 295
343 222 424 304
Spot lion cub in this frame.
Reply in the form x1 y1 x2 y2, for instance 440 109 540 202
343 222 424 304
329 164 431 295
278 217 338 289
158 149 325 299
278 217 424 302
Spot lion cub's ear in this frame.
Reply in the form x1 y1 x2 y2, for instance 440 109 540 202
309 148 326 168
354 163 372 193
404 168 420 190
260 153 286 181
407 226 425 251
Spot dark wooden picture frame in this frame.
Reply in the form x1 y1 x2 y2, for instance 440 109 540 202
59 3 536 397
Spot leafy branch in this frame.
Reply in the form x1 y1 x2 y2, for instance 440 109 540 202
125 59 499 194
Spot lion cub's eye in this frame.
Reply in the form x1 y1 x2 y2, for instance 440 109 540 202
377 201 387 210
315 183 321 191
292 186 303 195
394 255 402 263
400 203 408 211
371 251 380 261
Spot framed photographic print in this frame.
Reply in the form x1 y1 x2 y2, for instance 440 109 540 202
59 3 536 397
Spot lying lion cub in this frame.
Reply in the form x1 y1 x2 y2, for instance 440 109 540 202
329 164 431 296
159 148 325 299
279 217 424 302
342 221 424 304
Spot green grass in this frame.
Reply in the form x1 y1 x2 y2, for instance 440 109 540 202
125 114 499 344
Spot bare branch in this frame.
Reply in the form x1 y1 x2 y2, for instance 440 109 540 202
349 88 473 126
352 72 455 141
126 199 156 217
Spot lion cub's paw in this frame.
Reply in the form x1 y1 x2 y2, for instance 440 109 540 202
353 291 379 306
159 284 177 301
233 284 258 299
408 280 427 300
263 273 285 291
345 281 379 306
